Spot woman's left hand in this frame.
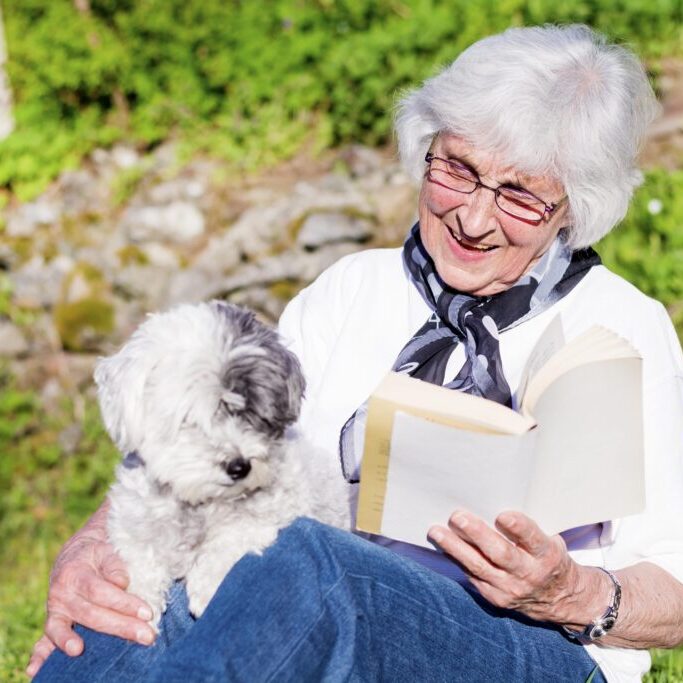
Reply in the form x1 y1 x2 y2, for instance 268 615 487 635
428 510 596 624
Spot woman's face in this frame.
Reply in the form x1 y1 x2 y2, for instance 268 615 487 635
418 134 569 297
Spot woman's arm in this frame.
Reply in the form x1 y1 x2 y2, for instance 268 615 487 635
429 509 683 649
26 500 155 678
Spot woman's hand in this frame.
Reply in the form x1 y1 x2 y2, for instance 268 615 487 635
26 504 156 679
428 509 607 627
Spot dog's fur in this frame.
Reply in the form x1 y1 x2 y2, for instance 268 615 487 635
96 301 350 625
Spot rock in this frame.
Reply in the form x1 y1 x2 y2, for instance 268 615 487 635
61 353 100 389
141 242 180 268
64 271 94 303
228 287 288 324
339 145 385 177
148 178 206 204
91 147 111 167
122 201 206 244
369 182 417 245
40 377 64 413
194 183 369 275
197 243 360 300
11 254 74 308
58 423 82 455
60 169 105 216
0 320 28 357
112 145 140 169
163 268 212 306
6 200 61 237
296 211 373 250
113 265 170 309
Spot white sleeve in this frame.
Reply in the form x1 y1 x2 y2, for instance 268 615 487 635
604 302 683 582
277 251 371 426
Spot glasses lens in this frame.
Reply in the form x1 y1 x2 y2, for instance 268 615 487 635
428 158 478 193
496 187 545 222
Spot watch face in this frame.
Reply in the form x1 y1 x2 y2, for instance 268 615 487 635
602 616 617 632
589 625 606 640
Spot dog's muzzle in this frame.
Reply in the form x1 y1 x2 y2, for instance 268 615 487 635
224 456 252 481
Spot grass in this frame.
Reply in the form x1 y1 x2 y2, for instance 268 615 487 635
0 385 119 681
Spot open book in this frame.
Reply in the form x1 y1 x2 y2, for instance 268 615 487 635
355 316 645 547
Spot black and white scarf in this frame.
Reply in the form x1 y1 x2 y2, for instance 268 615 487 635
339 222 600 483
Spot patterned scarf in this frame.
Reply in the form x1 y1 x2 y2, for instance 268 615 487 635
339 222 600 483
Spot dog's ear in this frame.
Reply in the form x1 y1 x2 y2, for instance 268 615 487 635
220 325 306 438
94 332 153 454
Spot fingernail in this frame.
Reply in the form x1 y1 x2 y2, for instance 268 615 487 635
65 639 81 656
499 513 515 528
452 513 468 529
137 606 153 621
428 527 444 543
137 629 154 645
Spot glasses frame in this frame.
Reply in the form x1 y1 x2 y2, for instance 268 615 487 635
424 152 564 226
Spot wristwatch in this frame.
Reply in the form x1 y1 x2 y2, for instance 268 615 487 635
562 567 622 641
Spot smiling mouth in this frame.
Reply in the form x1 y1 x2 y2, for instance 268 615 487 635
447 225 498 252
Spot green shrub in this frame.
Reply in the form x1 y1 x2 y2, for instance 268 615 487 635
3 0 683 198
597 168 683 336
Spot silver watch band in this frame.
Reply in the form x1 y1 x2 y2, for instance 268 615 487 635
562 567 622 641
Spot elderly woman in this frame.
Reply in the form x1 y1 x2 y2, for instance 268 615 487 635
29 24 683 683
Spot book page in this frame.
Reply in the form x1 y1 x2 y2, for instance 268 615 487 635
373 412 538 548
355 372 535 536
372 372 533 435
516 314 565 407
522 327 640 415
525 358 644 535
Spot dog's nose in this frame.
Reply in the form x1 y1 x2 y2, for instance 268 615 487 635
225 456 251 481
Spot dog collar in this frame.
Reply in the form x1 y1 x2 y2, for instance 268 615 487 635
122 451 145 469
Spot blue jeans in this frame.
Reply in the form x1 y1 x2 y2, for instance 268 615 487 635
37 518 605 682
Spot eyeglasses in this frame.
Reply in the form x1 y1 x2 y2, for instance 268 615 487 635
424 152 564 226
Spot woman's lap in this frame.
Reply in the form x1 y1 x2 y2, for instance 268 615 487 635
36 518 604 683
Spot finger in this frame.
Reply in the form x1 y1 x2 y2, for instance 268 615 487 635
43 612 84 657
76 573 153 621
26 636 55 678
446 510 523 572
495 511 549 557
466 573 521 612
64 593 156 645
428 524 505 584
98 549 130 589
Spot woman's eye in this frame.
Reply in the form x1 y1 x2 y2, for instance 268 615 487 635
447 163 476 179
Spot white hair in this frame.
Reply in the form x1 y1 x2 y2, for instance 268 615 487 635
395 24 660 249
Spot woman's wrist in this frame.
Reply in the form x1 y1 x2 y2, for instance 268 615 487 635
558 564 616 632
62 500 111 552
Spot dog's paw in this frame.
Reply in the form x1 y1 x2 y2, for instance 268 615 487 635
187 588 212 618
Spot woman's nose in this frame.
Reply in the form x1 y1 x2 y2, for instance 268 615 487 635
457 188 499 238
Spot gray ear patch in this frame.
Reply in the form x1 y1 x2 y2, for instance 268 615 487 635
215 303 305 438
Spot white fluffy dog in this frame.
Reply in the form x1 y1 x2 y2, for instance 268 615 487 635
95 300 350 626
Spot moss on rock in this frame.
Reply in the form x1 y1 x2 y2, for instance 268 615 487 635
54 298 115 352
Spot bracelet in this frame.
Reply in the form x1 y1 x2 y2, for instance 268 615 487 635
562 567 622 641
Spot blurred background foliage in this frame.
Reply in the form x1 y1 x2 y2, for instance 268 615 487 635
1 1 683 681
3 0 683 199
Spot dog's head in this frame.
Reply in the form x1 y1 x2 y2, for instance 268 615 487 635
95 301 305 505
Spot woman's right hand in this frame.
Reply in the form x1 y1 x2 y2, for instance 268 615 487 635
26 503 156 679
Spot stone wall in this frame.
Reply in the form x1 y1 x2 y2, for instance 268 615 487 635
0 142 417 402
